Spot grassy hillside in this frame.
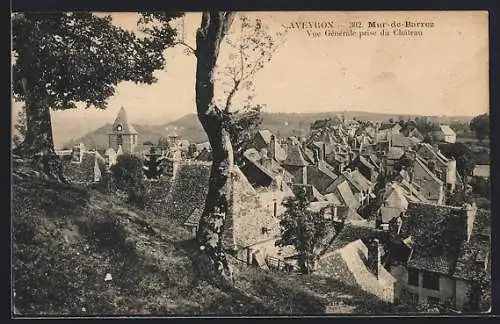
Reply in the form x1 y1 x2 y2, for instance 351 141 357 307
13 160 421 316
63 111 474 150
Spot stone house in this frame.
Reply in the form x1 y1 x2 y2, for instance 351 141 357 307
390 202 490 310
383 147 405 178
241 147 293 189
349 155 379 183
412 157 445 205
326 169 375 212
225 167 296 269
316 223 397 303
377 182 409 227
472 164 490 180
282 144 309 185
417 143 457 193
431 125 456 144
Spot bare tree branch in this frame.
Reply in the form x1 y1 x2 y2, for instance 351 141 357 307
173 41 197 55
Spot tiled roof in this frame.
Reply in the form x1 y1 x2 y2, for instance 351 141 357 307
399 202 470 275
391 133 417 148
414 156 444 185
324 223 384 254
344 170 373 193
379 122 396 131
358 155 376 170
323 192 343 206
283 145 308 167
317 160 339 180
386 147 404 160
111 107 138 134
439 125 456 136
336 180 359 210
473 164 490 178
258 129 273 144
407 254 455 274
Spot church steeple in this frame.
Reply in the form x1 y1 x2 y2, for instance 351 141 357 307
108 107 139 154
111 107 138 135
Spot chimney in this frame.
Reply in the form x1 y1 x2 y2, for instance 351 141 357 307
313 149 320 165
322 143 327 161
270 134 277 161
465 202 477 242
273 199 278 217
367 238 381 279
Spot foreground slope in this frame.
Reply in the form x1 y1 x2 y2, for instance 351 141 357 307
13 162 404 316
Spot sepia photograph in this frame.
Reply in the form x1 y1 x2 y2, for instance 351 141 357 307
11 10 491 316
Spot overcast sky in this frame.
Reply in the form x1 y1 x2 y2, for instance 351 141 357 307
11 11 489 144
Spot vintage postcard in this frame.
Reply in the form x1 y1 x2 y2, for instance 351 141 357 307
11 11 490 317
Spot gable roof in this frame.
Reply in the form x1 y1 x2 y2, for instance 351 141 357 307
386 147 404 160
336 180 359 210
344 170 373 193
399 202 469 275
417 143 449 165
257 129 273 144
380 183 409 223
324 223 384 253
391 133 418 148
414 156 444 185
473 164 490 178
453 209 491 281
439 125 456 136
111 107 138 134
283 145 308 167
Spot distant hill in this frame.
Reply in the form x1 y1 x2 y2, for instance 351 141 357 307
63 111 474 149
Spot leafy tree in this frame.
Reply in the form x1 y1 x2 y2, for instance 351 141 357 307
142 147 165 180
137 12 285 282
276 187 327 274
438 142 476 178
216 15 284 165
225 105 264 166
469 113 490 142
11 12 180 182
110 154 146 208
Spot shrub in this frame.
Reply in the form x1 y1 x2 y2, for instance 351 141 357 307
110 154 146 208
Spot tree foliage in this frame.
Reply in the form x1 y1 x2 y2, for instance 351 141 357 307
142 147 165 180
12 12 181 180
215 14 285 165
438 142 476 177
276 188 327 274
110 154 146 208
469 113 490 142
12 13 179 110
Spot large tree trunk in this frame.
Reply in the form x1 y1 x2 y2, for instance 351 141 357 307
194 12 236 283
14 75 67 183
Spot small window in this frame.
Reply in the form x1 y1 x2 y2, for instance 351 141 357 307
116 124 123 132
408 269 419 286
427 296 440 305
422 272 440 291
117 135 123 146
